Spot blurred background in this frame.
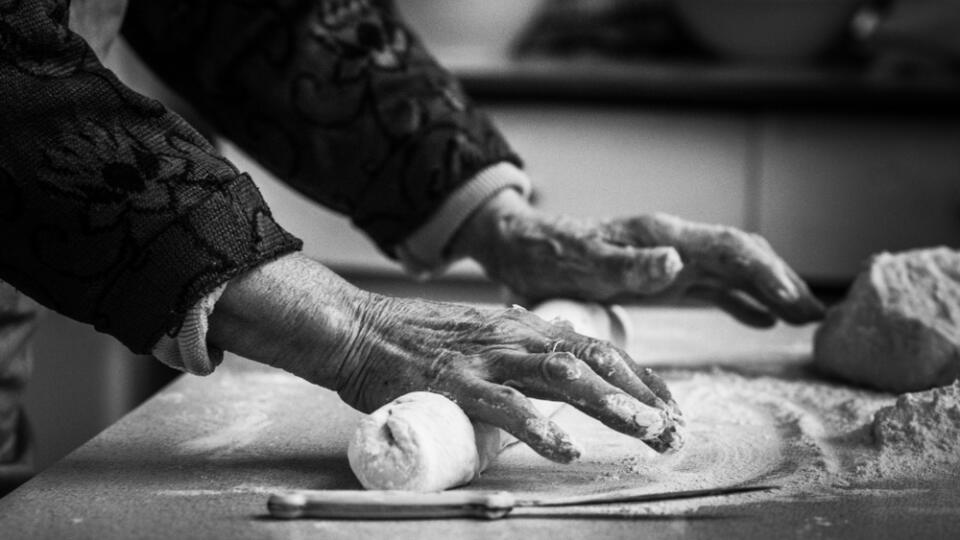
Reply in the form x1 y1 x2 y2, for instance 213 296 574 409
22 0 960 477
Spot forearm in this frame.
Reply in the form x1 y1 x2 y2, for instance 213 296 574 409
122 0 521 256
397 164 532 276
0 2 301 353
0 284 38 464
207 253 366 389
448 188 535 268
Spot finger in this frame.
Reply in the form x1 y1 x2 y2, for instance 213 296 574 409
772 262 826 323
551 337 670 412
528 305 682 420
633 365 682 421
732 266 824 326
555 336 685 424
494 352 675 450
688 285 777 328
589 243 683 297
720 234 824 325
614 214 825 323
449 378 582 463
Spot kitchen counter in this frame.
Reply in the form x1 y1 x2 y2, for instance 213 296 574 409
1 307 958 539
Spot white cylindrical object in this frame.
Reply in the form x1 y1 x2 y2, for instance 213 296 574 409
347 392 504 491
532 299 631 348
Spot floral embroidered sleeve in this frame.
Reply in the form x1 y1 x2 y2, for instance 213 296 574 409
0 1 302 353
121 0 523 257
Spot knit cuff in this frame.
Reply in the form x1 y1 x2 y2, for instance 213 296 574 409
396 162 532 278
151 284 226 376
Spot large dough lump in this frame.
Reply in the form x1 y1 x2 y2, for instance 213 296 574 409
347 392 503 491
814 247 960 392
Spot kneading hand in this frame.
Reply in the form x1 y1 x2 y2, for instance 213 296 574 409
452 190 825 327
207 254 682 464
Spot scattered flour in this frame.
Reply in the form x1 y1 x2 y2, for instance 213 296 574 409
646 371 960 498
870 380 960 479
483 369 960 515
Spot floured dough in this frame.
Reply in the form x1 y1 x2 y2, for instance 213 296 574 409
347 392 504 491
814 247 960 392
873 380 960 450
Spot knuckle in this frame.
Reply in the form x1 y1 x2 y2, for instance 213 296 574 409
585 343 622 374
718 227 745 246
425 353 480 389
541 352 584 382
550 317 576 333
496 385 525 403
750 232 771 249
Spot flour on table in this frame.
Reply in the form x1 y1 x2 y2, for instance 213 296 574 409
869 380 960 479
476 369 960 515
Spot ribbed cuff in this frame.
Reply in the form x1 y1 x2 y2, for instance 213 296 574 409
151 283 227 376
100 174 302 354
396 162 532 278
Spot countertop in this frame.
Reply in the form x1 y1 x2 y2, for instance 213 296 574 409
1 307 958 539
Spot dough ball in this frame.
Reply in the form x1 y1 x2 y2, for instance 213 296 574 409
532 299 631 347
347 392 503 491
814 247 960 392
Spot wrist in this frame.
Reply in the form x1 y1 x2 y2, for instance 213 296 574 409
449 188 535 265
207 253 366 389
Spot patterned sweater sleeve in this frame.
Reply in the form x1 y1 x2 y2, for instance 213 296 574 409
121 0 523 257
0 1 303 354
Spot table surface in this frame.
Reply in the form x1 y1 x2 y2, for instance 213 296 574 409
1 307 958 540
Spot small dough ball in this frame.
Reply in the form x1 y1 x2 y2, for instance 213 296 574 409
347 392 503 491
532 299 631 347
814 247 960 392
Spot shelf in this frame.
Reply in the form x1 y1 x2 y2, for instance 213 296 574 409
442 53 960 112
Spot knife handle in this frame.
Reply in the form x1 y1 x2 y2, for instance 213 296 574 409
268 490 516 520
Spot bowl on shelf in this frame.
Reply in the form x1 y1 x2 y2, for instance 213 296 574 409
395 0 545 64
673 0 867 63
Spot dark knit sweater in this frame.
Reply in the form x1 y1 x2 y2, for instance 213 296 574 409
0 0 519 353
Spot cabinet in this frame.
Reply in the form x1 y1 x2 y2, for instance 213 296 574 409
757 114 960 280
486 105 750 226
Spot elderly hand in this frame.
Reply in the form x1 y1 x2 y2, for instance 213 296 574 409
452 190 825 327
208 254 682 464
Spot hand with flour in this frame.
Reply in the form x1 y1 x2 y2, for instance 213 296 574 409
207 253 680 463
452 190 825 328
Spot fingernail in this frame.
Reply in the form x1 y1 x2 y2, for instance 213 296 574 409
775 267 799 302
603 394 666 438
667 399 686 426
777 280 799 302
542 352 582 381
549 427 582 463
645 423 686 454
555 438 582 463
652 396 671 412
652 247 683 279
527 418 582 463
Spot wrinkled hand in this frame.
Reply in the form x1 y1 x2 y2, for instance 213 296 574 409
338 298 683 461
208 254 682 464
454 190 824 327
